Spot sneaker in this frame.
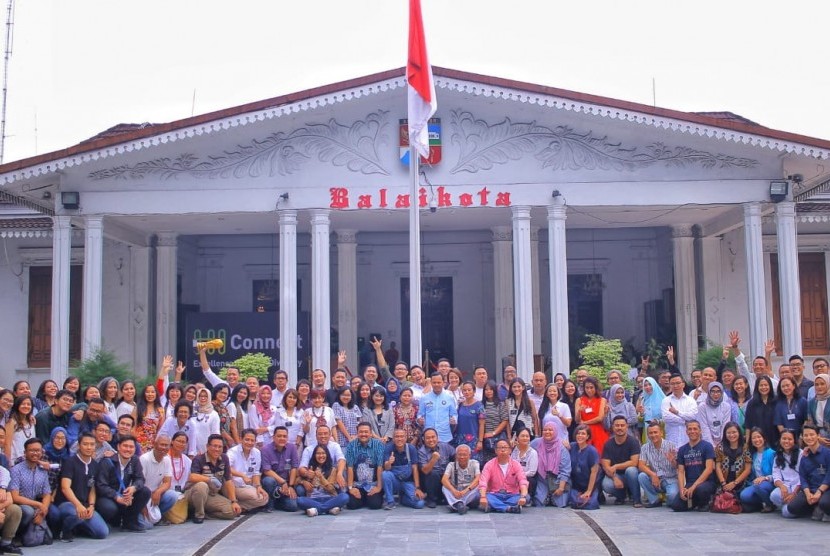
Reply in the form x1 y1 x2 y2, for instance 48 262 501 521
457 502 468 516
329 507 341 516
383 501 396 510
61 530 75 543
0 545 22 555
425 499 437 509
506 505 522 514
811 507 824 521
644 501 662 509
306 508 318 517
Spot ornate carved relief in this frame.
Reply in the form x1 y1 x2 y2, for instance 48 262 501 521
88 111 392 180
449 110 758 174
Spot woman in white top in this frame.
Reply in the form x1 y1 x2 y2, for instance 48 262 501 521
510 428 538 503
536 384 573 444
188 388 220 456
98 377 120 423
249 385 277 446
116 380 138 420
447 369 465 404
4 395 36 464
274 388 305 449
303 390 337 447
226 429 269 511
771 429 801 514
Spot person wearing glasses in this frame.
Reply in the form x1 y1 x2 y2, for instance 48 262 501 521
478 439 528 513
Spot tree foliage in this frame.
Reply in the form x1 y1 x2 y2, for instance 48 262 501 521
72 348 133 386
574 335 631 390
219 352 272 382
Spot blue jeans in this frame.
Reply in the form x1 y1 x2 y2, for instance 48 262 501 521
139 490 181 528
297 493 350 514
569 488 600 510
534 473 570 508
19 503 61 533
485 492 520 512
740 481 774 511
57 502 109 539
382 471 425 508
601 466 641 504
638 473 679 506
261 476 303 512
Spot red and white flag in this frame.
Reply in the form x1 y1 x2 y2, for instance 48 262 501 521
407 0 436 159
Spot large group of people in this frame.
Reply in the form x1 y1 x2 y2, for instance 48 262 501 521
0 331 828 552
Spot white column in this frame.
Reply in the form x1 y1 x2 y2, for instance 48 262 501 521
310 209 331 382
279 210 298 384
776 201 802 357
130 245 151 375
672 225 698 374
155 232 178 369
337 230 358 364
743 203 768 359
50 216 72 384
512 206 534 380
491 226 514 371
530 228 542 361
547 198 570 376
82 216 104 360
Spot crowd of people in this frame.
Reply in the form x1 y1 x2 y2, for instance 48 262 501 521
0 331 828 552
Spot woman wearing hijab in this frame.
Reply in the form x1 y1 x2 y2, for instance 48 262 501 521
606 384 638 438
249 384 277 447
189 387 220 456
807 373 830 446
384 377 402 409
533 421 571 507
43 426 70 493
698 382 732 449
635 377 665 443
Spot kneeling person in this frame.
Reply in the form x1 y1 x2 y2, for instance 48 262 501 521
95 435 152 532
441 444 480 514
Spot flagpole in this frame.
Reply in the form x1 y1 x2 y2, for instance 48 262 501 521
408 146 422 367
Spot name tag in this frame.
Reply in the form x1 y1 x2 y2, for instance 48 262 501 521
585 407 593 414
510 409 518 415
712 421 721 427
787 413 796 420
286 421 293 427
248 466 255 473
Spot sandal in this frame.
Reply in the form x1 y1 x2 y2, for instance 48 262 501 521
633 502 644 508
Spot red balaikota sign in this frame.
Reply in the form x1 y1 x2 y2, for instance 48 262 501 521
329 186 511 209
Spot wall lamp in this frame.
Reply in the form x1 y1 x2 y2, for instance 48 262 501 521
61 191 80 210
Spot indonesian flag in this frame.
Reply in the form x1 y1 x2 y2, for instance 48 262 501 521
407 0 436 159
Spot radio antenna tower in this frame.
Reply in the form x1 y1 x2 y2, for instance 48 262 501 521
0 0 15 164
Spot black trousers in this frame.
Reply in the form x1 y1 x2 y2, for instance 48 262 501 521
346 486 383 510
420 469 444 503
785 490 830 517
96 486 152 527
670 481 715 512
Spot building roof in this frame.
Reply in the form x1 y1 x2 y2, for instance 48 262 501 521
2 66 830 178
0 217 52 229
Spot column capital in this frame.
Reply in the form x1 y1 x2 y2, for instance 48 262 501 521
491 226 512 242
309 208 331 224
279 209 298 225
743 202 762 218
336 229 357 243
84 215 104 230
52 215 71 230
547 201 567 221
775 200 796 219
671 225 695 239
157 232 178 247
511 205 532 221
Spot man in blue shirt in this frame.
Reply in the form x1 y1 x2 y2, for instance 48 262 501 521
345 422 385 510
9 438 61 536
670 420 716 512
417 373 457 443
784 424 830 519
381 429 424 510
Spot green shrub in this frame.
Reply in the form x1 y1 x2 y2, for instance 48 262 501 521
573 335 631 390
72 348 133 386
695 345 733 371
219 352 272 382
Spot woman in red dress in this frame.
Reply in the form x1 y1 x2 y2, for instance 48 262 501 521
575 377 609 457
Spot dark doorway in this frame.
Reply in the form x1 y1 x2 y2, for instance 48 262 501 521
27 266 82 367
567 274 604 364
401 277 454 367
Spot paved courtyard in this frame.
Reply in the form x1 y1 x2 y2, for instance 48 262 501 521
20 505 829 555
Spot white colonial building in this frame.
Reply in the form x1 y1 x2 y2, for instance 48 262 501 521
2 67 830 387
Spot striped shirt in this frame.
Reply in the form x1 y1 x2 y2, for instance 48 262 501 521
639 439 678 479
483 400 508 435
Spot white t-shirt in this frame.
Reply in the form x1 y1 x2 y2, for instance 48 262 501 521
273 407 305 444
139 451 172 491
227 444 262 487
300 440 344 468
168 453 192 493
188 411 220 456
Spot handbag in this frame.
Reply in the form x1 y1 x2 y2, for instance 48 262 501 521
711 488 742 514
22 521 53 547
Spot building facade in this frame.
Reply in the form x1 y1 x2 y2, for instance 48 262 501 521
1 68 829 387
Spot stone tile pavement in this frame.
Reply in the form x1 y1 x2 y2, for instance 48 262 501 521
18 504 830 556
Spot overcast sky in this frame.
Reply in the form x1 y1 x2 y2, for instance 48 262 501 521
2 0 828 164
